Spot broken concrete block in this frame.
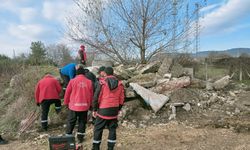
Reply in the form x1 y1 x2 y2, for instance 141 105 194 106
158 57 173 76
213 75 231 90
129 83 169 113
171 63 184 78
125 87 137 98
92 60 113 67
163 73 172 79
140 61 161 74
152 76 191 95
128 73 157 88
114 65 132 80
182 103 191 111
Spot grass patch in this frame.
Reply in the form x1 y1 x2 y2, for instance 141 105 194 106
195 65 229 80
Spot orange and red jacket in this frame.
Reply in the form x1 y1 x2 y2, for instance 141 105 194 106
35 75 62 104
64 75 93 111
93 75 124 119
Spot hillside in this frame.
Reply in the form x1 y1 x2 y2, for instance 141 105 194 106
196 48 250 57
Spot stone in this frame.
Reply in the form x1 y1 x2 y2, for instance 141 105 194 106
114 65 132 80
163 73 172 79
152 76 191 95
213 75 231 90
92 60 113 67
183 103 191 111
140 61 161 74
171 63 184 78
128 73 157 88
129 83 169 113
125 87 137 98
158 57 173 76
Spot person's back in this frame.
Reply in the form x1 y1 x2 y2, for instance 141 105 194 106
64 74 93 111
35 75 61 104
60 63 76 79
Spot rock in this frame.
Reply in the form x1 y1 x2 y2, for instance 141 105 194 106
190 78 206 89
183 68 194 78
128 73 157 88
114 65 132 80
182 103 191 111
213 75 231 90
121 100 142 120
9 74 22 88
39 134 49 139
206 82 214 90
170 63 184 78
129 83 169 113
152 76 191 95
169 105 177 120
163 73 172 79
235 108 240 114
156 79 170 85
125 87 137 98
140 61 161 74
158 57 173 76
229 91 236 97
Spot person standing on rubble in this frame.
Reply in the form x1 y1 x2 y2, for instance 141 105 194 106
35 73 62 131
78 45 87 65
92 67 124 150
64 66 94 145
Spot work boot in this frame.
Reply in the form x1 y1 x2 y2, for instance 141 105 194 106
0 136 8 145
107 142 115 150
92 143 100 150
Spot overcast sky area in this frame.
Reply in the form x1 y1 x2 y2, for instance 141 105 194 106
0 0 249 57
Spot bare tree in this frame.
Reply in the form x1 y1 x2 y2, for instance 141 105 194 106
46 44 74 66
67 0 204 64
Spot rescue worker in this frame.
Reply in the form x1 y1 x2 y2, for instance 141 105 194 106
59 63 77 89
64 67 94 144
35 73 62 131
92 67 124 150
78 45 87 65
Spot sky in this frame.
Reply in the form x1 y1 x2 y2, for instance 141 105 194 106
0 0 250 57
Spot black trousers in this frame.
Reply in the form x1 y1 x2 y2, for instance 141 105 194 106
59 71 70 88
66 110 88 143
93 116 118 149
41 99 61 130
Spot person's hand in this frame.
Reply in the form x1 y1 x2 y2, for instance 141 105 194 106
92 111 97 118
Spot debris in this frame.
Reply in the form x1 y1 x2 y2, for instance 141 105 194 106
91 60 113 67
128 73 157 88
163 73 172 79
129 83 169 113
140 61 161 74
152 76 191 95
170 63 184 78
125 87 137 99
114 65 132 80
158 57 173 76
213 75 231 90
182 103 191 111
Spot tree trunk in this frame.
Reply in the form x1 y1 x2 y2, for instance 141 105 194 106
140 48 146 64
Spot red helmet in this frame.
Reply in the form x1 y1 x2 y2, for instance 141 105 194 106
80 45 85 51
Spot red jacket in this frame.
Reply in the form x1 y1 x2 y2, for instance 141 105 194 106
64 75 93 111
35 75 62 104
93 75 124 119
78 49 87 63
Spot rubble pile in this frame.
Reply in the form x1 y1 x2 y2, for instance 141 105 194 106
112 59 250 132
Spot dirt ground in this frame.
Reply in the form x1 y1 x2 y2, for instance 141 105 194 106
0 122 249 150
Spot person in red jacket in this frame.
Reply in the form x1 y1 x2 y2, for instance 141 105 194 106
92 67 124 150
78 45 87 65
35 73 62 131
64 67 93 144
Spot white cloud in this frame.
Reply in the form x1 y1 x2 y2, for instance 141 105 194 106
200 3 221 13
19 7 38 22
201 0 250 35
8 24 45 40
42 0 75 22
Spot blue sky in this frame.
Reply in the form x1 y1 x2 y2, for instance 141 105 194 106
0 0 249 57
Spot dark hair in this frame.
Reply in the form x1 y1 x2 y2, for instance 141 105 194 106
104 67 113 75
98 66 106 74
76 67 85 75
